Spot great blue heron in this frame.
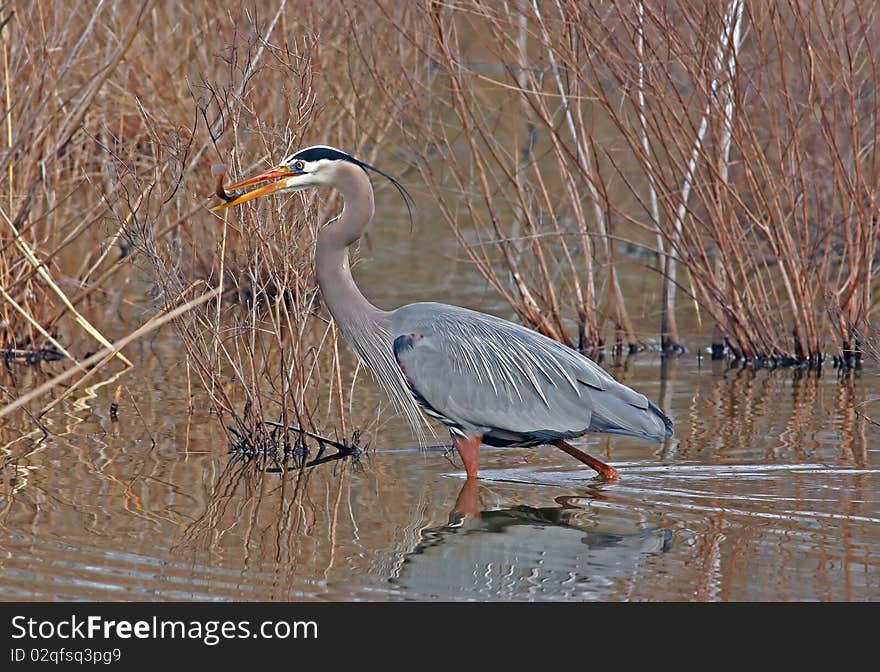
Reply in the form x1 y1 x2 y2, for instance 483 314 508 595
213 145 672 483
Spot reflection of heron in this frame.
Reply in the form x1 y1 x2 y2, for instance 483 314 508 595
391 487 672 601
214 146 672 483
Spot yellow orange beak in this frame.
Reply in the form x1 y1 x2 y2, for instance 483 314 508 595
211 165 293 211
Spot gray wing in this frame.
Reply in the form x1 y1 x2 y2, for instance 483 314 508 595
390 302 672 443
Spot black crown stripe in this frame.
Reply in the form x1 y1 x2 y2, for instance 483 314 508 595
291 146 354 163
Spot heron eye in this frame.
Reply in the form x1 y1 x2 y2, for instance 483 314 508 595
294 160 305 171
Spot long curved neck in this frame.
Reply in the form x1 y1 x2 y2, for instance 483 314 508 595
316 161 384 325
314 159 426 437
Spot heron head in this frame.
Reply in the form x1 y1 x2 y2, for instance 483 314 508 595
210 145 413 218
210 146 352 211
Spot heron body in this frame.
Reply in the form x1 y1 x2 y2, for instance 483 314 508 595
214 145 672 485
392 302 670 445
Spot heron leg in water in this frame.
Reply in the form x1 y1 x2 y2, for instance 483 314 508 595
554 440 619 482
453 435 481 480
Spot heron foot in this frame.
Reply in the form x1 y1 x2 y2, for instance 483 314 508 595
554 440 619 482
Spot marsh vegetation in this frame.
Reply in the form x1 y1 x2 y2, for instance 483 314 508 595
0 1 877 601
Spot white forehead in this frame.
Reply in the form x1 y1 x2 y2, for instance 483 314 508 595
293 158 335 173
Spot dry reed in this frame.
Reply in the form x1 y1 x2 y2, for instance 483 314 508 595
98 2 420 452
385 0 879 364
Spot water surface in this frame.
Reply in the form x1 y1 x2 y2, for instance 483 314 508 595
1 341 876 601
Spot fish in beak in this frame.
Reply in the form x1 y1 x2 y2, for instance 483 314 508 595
211 165 294 211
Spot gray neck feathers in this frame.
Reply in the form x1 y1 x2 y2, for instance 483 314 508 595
315 161 428 439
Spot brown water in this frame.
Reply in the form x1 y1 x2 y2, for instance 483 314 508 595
1 203 878 602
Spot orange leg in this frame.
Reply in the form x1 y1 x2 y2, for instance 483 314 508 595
554 440 618 482
453 435 482 480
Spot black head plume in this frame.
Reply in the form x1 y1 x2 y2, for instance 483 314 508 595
352 157 415 227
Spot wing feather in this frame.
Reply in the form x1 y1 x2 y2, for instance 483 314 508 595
391 302 670 441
